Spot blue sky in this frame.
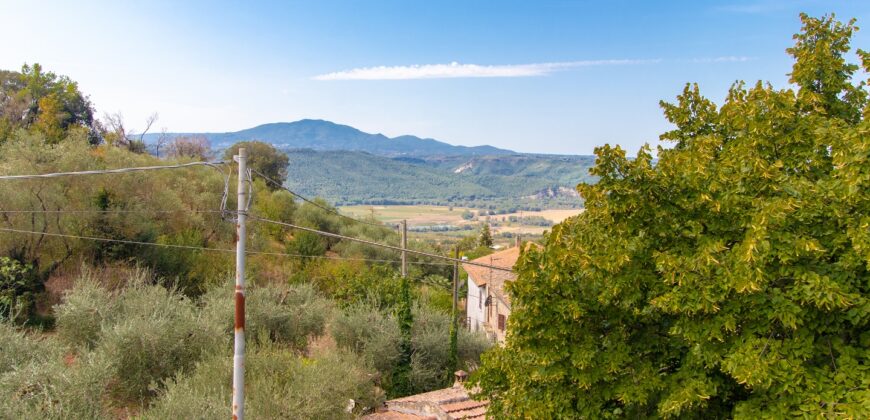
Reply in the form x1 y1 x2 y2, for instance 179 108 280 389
1 0 868 155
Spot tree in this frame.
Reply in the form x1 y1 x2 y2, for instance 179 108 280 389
223 141 290 189
166 135 211 160
0 63 97 144
471 14 870 418
478 223 493 248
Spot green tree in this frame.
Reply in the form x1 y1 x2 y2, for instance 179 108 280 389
0 63 97 144
471 14 870 418
479 223 493 248
223 141 290 189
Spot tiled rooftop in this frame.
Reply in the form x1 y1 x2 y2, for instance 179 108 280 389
363 382 488 420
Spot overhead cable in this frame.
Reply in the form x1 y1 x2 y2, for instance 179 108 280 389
247 215 514 272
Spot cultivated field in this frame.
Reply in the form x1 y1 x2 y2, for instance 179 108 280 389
340 205 583 237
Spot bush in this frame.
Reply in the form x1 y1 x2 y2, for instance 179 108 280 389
0 321 58 374
143 345 381 419
0 350 113 419
332 301 491 396
96 279 224 401
0 257 38 319
331 302 402 377
54 272 116 349
200 280 331 351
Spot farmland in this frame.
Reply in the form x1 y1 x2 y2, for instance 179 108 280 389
340 205 583 239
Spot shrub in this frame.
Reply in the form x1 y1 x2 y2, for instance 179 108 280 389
0 347 112 419
97 280 224 402
143 345 381 419
332 301 491 396
200 280 331 351
54 272 116 349
331 302 402 377
0 321 58 374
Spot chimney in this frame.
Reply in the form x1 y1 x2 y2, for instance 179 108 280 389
453 370 468 386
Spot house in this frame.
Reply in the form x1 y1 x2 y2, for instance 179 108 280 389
462 241 528 344
363 371 487 419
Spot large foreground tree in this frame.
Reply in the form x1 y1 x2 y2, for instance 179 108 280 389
471 14 869 418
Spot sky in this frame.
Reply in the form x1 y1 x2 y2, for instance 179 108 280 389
1 0 868 155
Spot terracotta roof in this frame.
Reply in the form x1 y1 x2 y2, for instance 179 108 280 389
363 384 488 420
462 246 521 288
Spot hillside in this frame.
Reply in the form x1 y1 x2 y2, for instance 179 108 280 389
284 149 595 208
144 119 513 157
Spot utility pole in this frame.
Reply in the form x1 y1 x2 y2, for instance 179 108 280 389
448 246 460 378
232 147 248 420
401 219 407 278
452 247 459 317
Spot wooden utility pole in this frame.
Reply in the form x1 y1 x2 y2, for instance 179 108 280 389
401 219 407 277
232 147 248 420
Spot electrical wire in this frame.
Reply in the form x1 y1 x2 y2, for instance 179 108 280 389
0 226 451 266
0 209 227 214
247 215 514 272
0 161 226 180
249 168 397 228
0 160 233 220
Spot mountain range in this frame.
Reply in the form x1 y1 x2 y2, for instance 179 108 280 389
144 119 512 157
144 119 595 208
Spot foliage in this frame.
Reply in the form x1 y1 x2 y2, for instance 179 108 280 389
279 149 588 208
333 299 491 398
94 278 224 402
392 276 415 396
0 257 37 317
223 140 290 187
165 135 211 160
142 345 382 419
53 271 115 349
331 301 403 389
471 14 870 418
478 223 493 248
200 280 332 351
0 63 97 144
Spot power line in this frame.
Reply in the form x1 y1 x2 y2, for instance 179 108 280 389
0 161 226 180
0 226 450 266
0 209 227 214
249 168 397 228
0 161 232 218
247 215 514 272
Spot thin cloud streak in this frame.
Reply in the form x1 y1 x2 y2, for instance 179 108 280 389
312 59 660 81
690 56 753 63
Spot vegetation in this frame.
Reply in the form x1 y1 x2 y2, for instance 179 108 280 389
471 14 870 418
280 149 588 209
0 60 491 418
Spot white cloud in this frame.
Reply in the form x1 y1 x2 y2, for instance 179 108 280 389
312 59 659 81
691 56 752 63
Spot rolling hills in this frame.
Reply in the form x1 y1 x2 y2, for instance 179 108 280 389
145 119 596 208
283 149 595 208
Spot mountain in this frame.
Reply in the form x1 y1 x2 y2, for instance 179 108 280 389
283 150 595 208
145 119 595 208
143 119 513 157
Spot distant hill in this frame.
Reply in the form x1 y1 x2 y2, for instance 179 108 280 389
143 119 513 157
145 119 596 208
283 150 596 208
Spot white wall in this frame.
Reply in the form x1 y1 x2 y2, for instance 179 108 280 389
466 276 487 332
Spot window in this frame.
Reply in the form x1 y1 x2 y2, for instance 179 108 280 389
498 314 506 331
